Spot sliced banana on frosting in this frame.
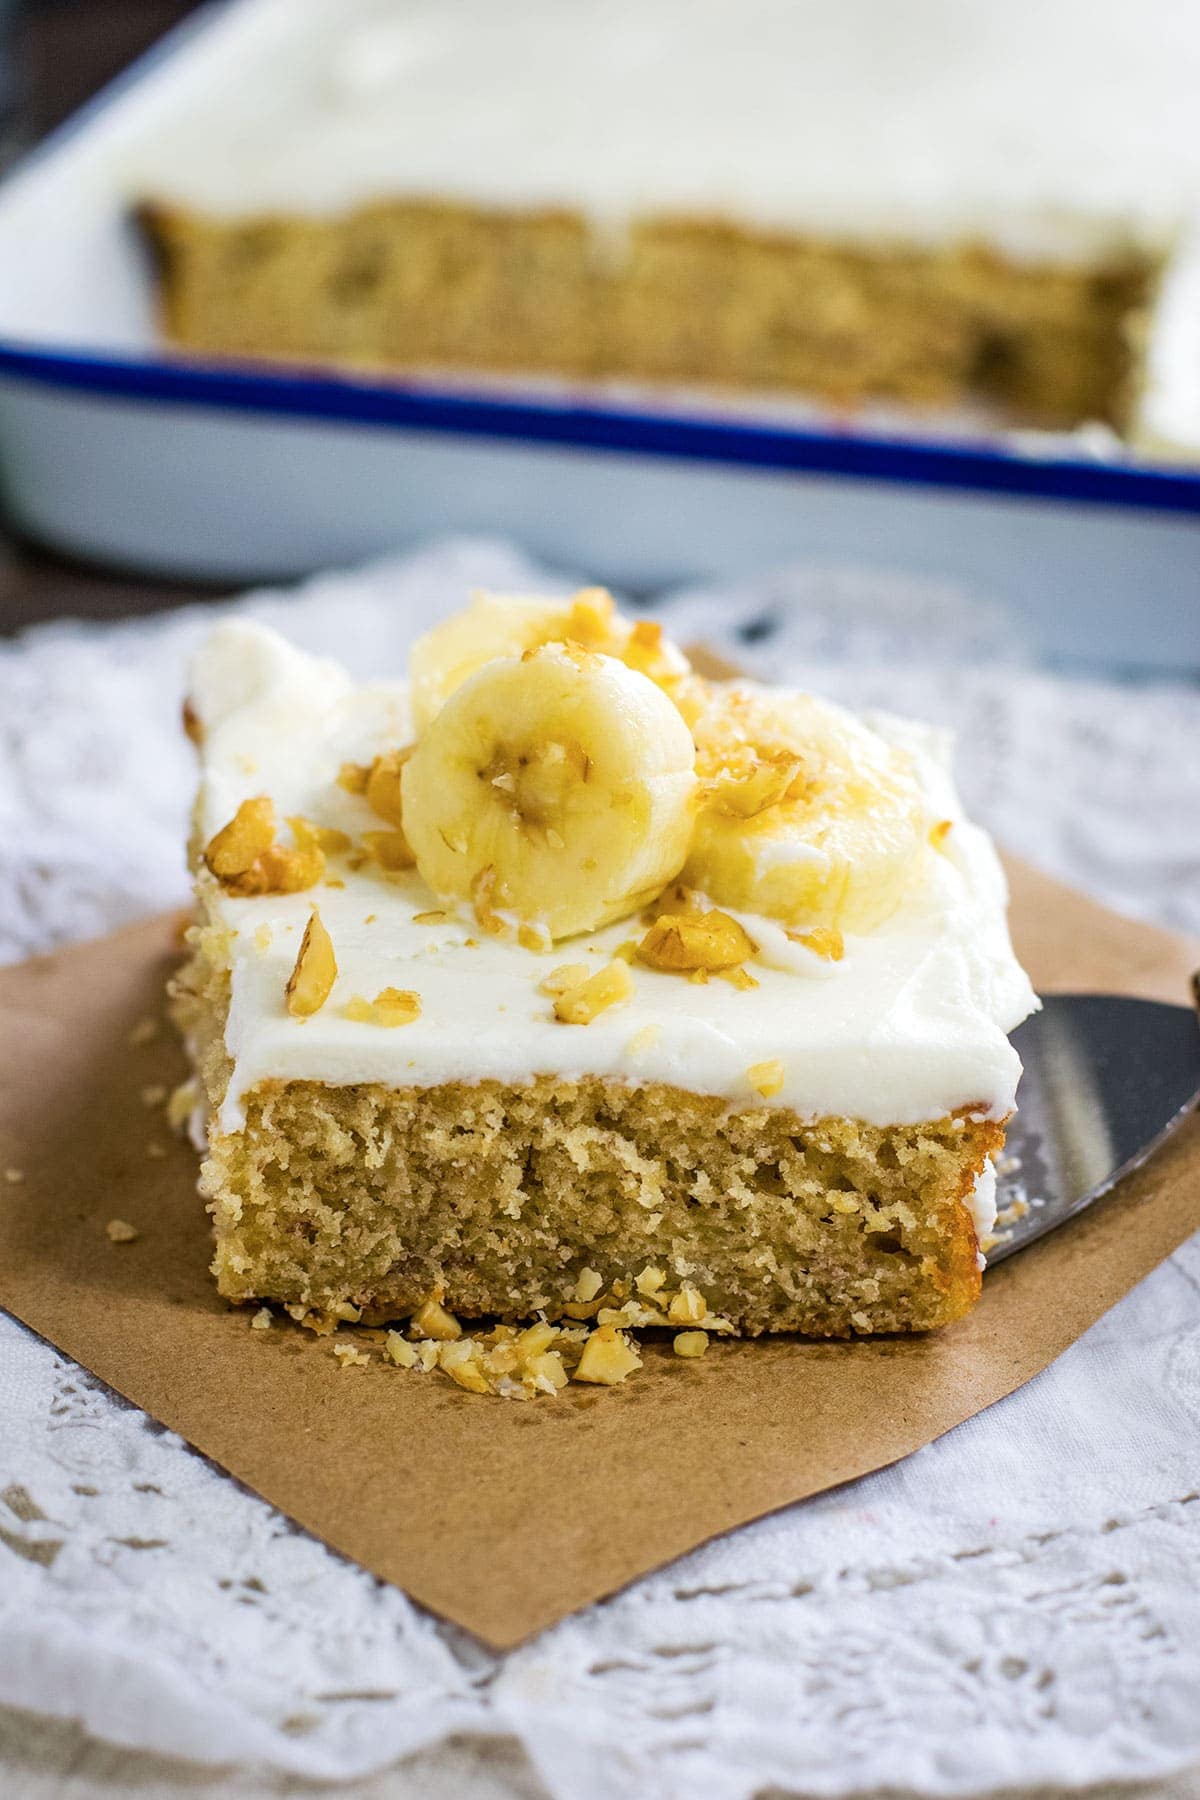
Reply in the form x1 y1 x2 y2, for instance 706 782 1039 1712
408 587 690 734
401 642 697 942
682 684 929 932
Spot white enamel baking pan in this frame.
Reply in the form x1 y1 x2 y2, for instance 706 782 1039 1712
0 0 1198 672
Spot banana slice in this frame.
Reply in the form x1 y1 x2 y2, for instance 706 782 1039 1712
682 684 928 932
408 588 690 734
401 644 697 941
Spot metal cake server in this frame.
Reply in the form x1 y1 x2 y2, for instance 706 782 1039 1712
988 989 1200 1265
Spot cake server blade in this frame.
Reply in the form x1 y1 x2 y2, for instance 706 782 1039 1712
988 991 1200 1265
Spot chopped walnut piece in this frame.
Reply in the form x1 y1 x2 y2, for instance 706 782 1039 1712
516 1321 558 1360
526 1350 569 1394
635 1265 666 1297
622 616 686 686
573 1267 604 1304
470 865 506 935
717 965 759 991
204 796 275 878
747 1058 786 1098
337 761 371 795
365 748 413 827
673 1330 709 1358
518 922 552 953
166 1079 199 1134
105 1218 139 1244
411 1298 462 1342
361 828 416 872
251 1307 272 1331
553 959 634 1025
703 749 810 820
413 909 451 925
540 962 592 997
342 987 421 1027
438 1340 491 1393
285 909 337 1017
566 587 617 642
930 818 954 848
787 925 845 961
638 907 757 974
574 1324 642 1386
597 1300 668 1330
668 1282 707 1325
288 817 352 857
385 1331 419 1369
332 1343 371 1369
207 805 327 897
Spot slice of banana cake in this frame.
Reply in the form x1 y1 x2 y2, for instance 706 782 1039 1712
174 591 1036 1345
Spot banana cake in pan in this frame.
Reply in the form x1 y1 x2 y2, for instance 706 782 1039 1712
173 592 1036 1376
134 0 1200 447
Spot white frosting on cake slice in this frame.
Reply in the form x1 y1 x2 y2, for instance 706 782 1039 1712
189 620 1038 1135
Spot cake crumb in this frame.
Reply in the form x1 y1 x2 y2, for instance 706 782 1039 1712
250 1307 272 1330
140 1083 167 1108
127 1017 158 1046
673 1330 709 1357
106 1219 139 1244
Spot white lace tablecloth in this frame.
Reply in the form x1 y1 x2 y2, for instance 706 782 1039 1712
2 538 1199 1797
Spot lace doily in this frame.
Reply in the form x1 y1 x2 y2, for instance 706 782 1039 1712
2 538 1199 1795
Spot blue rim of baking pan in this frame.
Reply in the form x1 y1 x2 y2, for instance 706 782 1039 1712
2 341 1200 517
2 1 1200 520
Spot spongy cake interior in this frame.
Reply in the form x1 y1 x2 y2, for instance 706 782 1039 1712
177 930 999 1337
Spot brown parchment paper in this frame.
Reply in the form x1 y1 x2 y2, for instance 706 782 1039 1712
0 855 1196 1650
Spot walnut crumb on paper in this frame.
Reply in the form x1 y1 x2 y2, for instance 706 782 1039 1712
332 1343 371 1369
105 1219 139 1244
140 1084 167 1109
127 1018 159 1046
251 1308 272 1331
3 1168 24 1184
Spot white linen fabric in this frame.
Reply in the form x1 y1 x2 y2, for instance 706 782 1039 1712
1 537 1198 1797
